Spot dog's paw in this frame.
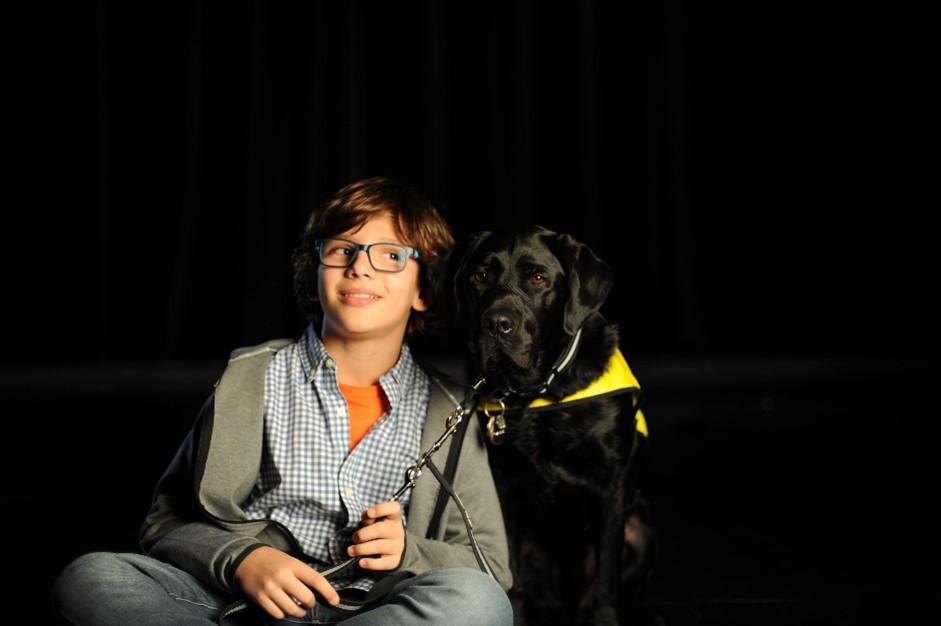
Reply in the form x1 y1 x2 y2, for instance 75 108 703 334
592 605 619 626
621 505 658 594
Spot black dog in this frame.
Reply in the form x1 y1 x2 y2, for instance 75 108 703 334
438 225 656 626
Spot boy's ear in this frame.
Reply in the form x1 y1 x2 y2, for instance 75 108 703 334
411 288 429 312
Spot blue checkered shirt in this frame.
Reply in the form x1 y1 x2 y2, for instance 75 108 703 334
242 325 430 591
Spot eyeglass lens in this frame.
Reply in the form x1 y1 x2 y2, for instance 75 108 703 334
318 239 412 272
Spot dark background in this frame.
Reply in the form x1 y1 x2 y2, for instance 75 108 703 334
6 2 937 624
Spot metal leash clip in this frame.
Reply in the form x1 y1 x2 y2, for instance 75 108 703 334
483 399 506 445
392 374 487 501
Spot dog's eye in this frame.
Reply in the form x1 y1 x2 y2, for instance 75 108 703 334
471 271 488 284
531 273 546 285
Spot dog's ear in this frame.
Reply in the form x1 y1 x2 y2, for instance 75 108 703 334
424 248 456 324
549 232 613 336
429 230 491 330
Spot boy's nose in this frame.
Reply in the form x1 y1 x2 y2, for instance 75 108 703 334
348 248 374 274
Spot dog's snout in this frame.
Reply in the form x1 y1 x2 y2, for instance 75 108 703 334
484 310 515 336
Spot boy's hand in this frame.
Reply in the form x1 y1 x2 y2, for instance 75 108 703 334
348 500 406 571
234 546 340 620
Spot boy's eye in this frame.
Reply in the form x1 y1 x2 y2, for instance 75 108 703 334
324 243 353 257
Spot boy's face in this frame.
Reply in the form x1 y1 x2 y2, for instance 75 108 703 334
318 212 427 344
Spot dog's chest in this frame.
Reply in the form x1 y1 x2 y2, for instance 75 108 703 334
483 401 632 491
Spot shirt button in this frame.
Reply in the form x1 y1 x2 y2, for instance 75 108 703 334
325 358 336 369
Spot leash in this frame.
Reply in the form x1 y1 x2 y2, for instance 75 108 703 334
320 374 493 579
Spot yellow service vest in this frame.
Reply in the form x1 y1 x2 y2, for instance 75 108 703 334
477 348 648 437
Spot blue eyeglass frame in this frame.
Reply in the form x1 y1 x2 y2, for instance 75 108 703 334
313 238 423 272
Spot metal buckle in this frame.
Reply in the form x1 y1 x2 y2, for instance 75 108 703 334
484 399 507 445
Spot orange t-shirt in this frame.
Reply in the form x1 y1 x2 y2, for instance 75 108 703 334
339 383 389 449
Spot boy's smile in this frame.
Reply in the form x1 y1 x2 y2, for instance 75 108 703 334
318 212 427 344
339 290 380 305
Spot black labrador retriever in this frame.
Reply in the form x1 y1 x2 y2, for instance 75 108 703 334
436 225 657 626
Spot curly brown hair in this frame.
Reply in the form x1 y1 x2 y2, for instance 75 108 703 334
291 176 455 339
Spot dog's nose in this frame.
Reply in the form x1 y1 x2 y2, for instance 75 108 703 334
484 312 515 335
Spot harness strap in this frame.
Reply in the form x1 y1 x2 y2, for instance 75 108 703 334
536 327 583 394
427 410 471 538
425 456 493 576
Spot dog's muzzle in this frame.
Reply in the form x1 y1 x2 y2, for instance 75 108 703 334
475 293 539 370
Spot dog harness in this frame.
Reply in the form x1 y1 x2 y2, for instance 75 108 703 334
477 348 648 437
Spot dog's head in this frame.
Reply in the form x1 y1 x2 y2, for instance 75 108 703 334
440 225 613 392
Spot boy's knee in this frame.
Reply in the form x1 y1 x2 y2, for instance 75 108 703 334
55 552 120 587
436 568 512 622
51 552 113 622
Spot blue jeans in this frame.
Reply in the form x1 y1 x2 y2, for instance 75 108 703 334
51 552 512 625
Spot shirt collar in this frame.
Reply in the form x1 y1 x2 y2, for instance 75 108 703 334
299 323 417 406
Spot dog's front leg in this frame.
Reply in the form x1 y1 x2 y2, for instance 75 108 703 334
593 489 626 626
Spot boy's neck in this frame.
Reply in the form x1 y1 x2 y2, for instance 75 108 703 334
321 334 404 386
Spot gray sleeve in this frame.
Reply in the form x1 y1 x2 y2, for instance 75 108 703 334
138 395 278 593
398 377 513 591
139 340 296 593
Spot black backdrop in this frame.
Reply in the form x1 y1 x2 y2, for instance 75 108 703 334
11 1 940 364
9 2 940 622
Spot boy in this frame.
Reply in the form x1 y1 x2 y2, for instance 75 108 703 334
51 176 513 625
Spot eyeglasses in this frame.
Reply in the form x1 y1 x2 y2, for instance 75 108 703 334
314 238 423 273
